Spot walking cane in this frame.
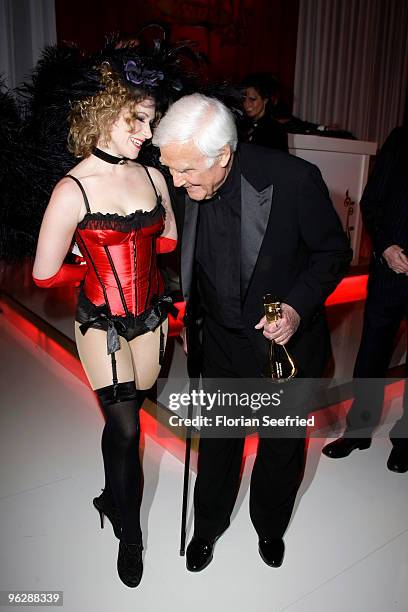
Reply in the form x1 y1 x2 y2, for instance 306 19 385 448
179 325 200 556
179 379 194 556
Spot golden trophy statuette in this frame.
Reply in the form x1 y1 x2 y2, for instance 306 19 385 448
263 294 297 382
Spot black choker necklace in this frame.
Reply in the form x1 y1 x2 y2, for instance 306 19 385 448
92 148 128 165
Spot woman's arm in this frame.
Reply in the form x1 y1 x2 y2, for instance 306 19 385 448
33 177 85 283
148 167 183 335
148 167 177 252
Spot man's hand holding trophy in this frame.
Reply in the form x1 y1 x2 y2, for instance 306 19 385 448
255 295 300 381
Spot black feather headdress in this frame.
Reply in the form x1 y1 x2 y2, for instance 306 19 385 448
0 77 36 262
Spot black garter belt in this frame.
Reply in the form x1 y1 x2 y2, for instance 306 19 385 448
76 290 176 398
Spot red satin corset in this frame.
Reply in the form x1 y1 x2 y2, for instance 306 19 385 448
75 203 165 317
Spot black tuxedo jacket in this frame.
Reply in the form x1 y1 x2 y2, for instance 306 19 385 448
361 126 408 256
178 144 352 375
360 126 408 299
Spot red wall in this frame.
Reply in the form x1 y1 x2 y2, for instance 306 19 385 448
55 0 299 106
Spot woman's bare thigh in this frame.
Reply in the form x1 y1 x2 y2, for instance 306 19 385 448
74 322 135 390
128 319 168 390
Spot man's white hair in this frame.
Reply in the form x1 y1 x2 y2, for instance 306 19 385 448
153 93 238 165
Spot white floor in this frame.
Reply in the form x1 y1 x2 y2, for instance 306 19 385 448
1 315 408 612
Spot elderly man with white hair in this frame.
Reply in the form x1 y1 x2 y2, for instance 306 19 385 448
153 93 352 572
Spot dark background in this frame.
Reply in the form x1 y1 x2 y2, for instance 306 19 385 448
55 0 300 107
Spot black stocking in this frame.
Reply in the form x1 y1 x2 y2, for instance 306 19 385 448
96 382 146 544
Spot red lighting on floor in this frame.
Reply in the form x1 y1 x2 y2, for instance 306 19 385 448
140 405 196 467
0 298 89 385
325 274 368 306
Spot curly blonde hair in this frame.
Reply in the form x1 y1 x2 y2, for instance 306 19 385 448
68 63 152 158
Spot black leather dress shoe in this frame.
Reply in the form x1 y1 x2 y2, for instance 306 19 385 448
387 445 408 473
186 521 229 572
186 536 217 572
258 538 285 567
322 437 371 458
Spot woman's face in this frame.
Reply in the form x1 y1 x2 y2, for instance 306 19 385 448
243 87 267 121
104 98 156 159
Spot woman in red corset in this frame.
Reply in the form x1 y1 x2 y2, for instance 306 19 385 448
32 58 177 588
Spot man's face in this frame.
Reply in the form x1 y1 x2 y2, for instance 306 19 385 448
159 141 232 201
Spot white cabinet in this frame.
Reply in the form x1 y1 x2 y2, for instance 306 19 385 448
288 134 377 265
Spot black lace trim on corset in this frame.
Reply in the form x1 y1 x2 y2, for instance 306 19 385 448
77 199 165 232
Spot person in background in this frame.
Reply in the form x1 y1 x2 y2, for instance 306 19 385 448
323 126 408 472
240 72 288 151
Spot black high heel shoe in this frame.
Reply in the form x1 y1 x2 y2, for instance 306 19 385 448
117 541 143 588
93 490 122 539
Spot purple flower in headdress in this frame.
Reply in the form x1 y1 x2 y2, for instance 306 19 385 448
124 59 164 87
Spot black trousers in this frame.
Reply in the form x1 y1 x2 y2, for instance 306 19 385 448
346 277 408 445
193 315 307 540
